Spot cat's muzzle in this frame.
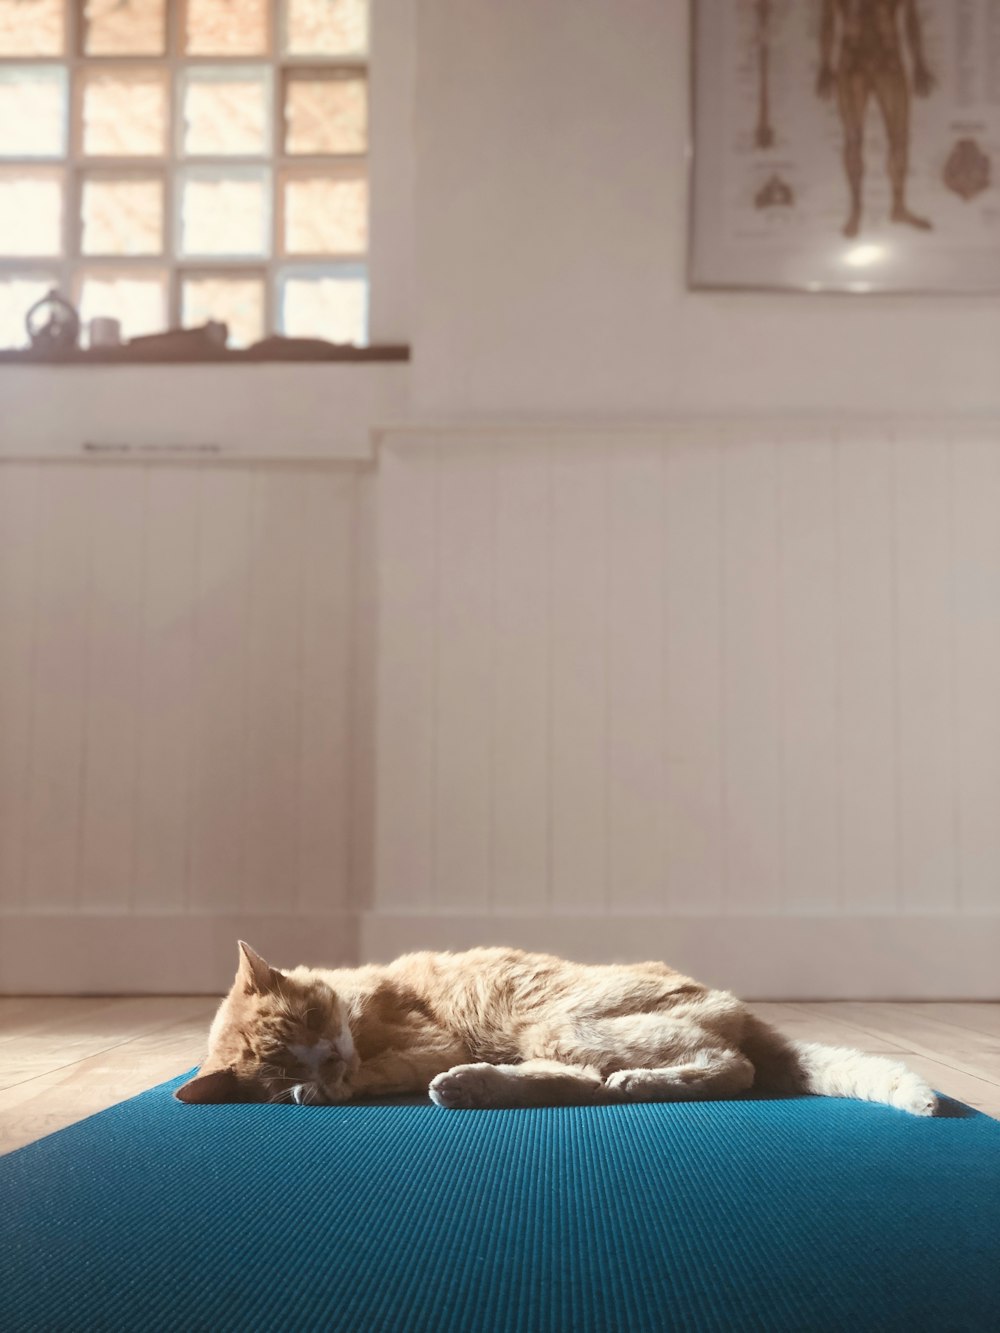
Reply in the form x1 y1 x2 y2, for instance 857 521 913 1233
290 1082 331 1106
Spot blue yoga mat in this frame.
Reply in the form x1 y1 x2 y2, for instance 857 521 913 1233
2 1074 999 1332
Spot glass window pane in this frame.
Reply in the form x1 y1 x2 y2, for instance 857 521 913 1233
81 175 164 256
83 0 166 56
0 66 67 159
81 68 168 158
0 0 64 56
77 269 167 342
284 70 366 156
280 267 367 344
179 168 270 257
181 67 270 158
282 172 366 256
283 0 367 56
0 168 63 256
184 0 268 55
0 274 59 348
181 273 265 348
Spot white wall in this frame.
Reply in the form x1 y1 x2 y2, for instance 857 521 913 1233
389 0 1000 995
2 1 999 996
412 0 1000 419
372 422 1000 997
0 458 372 992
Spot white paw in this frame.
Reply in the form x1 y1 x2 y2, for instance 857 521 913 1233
605 1069 660 1100
429 1063 500 1110
889 1071 938 1117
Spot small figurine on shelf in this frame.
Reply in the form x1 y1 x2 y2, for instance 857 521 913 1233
25 289 80 354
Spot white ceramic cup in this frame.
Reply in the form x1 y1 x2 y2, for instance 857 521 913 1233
89 317 122 348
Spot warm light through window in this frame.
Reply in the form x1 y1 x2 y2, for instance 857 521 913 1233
0 0 370 349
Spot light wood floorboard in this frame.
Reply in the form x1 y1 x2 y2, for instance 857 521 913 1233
1 999 997 1154
0 998 217 1154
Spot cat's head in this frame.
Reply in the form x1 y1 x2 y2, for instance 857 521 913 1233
174 942 356 1106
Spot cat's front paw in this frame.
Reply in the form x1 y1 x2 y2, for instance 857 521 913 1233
889 1070 939 1117
429 1063 501 1109
604 1068 660 1101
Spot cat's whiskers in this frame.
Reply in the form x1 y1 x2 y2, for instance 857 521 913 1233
258 1061 302 1102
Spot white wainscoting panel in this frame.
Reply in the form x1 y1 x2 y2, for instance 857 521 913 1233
0 459 368 992
835 430 897 915
374 424 1000 997
4 422 999 997
953 439 1000 914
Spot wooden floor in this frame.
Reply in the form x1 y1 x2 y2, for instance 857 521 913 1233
1 998 998 1155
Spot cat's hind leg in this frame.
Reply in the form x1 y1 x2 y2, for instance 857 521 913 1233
429 1059 604 1109
605 1048 754 1103
530 1010 746 1080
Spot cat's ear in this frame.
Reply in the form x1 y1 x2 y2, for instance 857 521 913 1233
236 940 282 994
174 1066 242 1104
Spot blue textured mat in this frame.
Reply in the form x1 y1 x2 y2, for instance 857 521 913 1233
2 1075 1000 1332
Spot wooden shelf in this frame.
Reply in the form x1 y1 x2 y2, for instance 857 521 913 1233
0 343 410 366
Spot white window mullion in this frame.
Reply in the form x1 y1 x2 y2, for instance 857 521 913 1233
164 0 179 327
63 0 83 309
266 0 283 337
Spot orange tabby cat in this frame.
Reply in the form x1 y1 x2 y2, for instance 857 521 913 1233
175 942 937 1115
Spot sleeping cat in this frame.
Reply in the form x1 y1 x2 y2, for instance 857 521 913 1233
175 941 938 1115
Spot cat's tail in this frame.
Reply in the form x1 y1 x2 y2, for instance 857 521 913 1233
741 1015 938 1116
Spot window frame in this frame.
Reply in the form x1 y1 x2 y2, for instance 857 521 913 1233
0 0 378 350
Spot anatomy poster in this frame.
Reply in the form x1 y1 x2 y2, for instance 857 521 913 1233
690 1 1000 290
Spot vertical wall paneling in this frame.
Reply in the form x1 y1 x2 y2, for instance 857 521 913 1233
187 468 252 915
375 421 1000 958
133 469 200 913
77 467 145 912
432 447 495 910
22 469 93 910
0 464 40 910
1 456 367 991
836 431 898 914
662 435 725 915
5 420 1000 995
777 433 839 912
491 442 551 911
548 439 609 911
297 471 355 915
893 431 958 912
348 472 377 913
951 432 1000 914
241 471 306 915
607 439 664 911
720 434 782 914
375 444 438 909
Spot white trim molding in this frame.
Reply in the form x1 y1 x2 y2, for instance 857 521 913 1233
0 913 358 995
359 914 1000 1001
3 909 995 999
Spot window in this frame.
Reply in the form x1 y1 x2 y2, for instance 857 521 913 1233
0 0 370 350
